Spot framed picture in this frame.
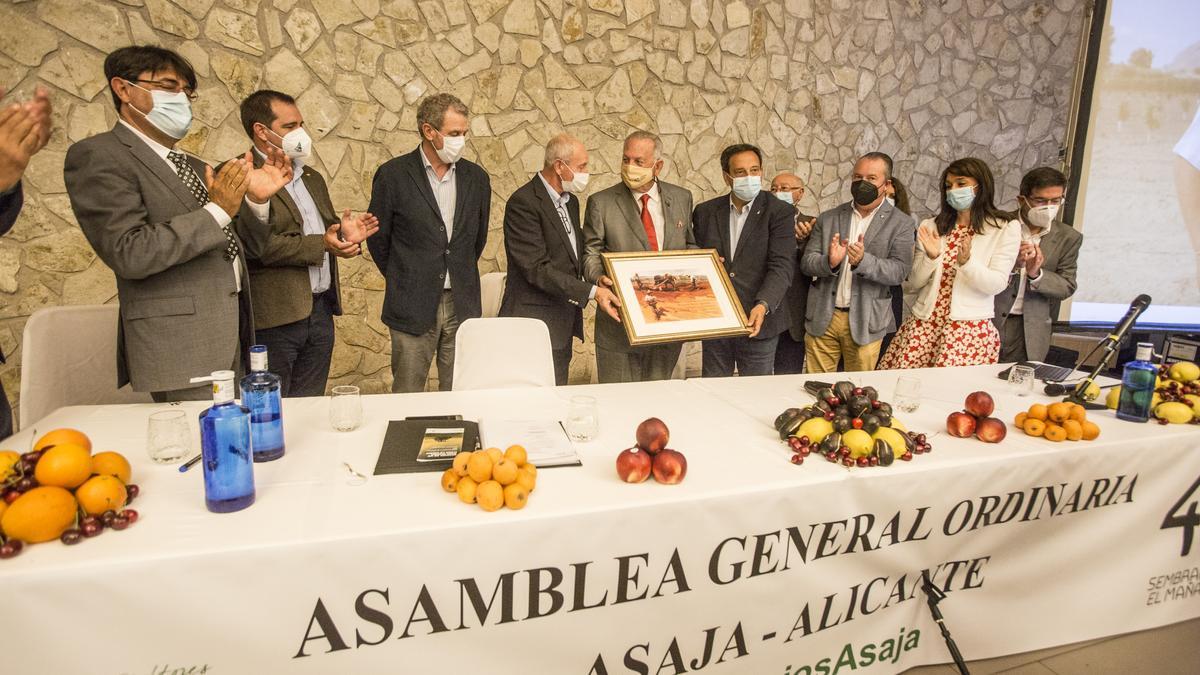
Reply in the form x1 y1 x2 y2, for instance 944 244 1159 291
601 249 750 346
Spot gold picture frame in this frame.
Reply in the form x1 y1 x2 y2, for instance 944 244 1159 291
601 249 751 346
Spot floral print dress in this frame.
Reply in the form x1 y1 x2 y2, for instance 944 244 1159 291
878 223 1002 368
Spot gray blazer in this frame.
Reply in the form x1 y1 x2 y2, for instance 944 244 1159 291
64 124 267 393
994 220 1082 361
800 200 915 346
581 179 696 352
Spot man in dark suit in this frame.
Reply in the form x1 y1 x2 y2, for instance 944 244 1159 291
995 167 1082 363
367 93 490 392
65 46 292 401
499 134 621 384
238 89 379 396
0 85 51 439
769 171 817 375
692 144 796 377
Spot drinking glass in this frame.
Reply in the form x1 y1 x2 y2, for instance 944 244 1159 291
893 376 921 413
147 409 191 464
564 395 599 442
1007 364 1036 397
330 385 363 432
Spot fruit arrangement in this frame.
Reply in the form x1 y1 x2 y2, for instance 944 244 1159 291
0 428 141 559
440 445 536 511
1104 360 1200 424
1014 402 1101 442
774 380 933 467
615 417 687 484
946 391 1008 443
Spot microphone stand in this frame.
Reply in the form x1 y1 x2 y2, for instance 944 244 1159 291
921 570 970 675
1064 334 1123 408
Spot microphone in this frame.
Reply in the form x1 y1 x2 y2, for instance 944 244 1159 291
1062 294 1152 407
1104 294 1152 350
1044 382 1069 396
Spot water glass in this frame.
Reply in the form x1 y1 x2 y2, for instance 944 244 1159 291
1007 364 1036 396
147 409 191 464
893 376 921 413
330 385 363 432
565 395 599 442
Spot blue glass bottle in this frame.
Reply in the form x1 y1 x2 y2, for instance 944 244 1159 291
1116 343 1157 423
241 345 285 462
193 370 256 513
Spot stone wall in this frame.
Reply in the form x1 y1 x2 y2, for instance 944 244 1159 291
0 0 1085 420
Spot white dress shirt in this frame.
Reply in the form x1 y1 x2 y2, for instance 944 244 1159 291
420 146 457 289
728 195 752 260
629 181 665 250
835 203 881 308
537 172 596 299
118 120 270 292
1009 220 1045 315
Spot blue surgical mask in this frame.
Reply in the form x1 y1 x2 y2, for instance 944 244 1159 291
127 81 193 139
946 185 976 212
731 175 761 202
774 190 794 205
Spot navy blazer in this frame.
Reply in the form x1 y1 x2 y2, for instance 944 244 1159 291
367 147 491 335
691 190 796 340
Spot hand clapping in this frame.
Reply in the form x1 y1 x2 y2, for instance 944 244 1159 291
847 234 865 267
0 85 52 192
828 232 848 268
244 146 293 204
917 224 941 260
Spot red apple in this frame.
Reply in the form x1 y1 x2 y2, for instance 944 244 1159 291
616 447 653 483
651 448 688 484
975 417 1007 443
964 391 995 418
946 411 978 438
636 417 670 454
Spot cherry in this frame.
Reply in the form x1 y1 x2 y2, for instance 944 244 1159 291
922 443 933 453
60 529 83 545
125 484 140 504
916 434 927 444
839 448 851 458
110 517 130 531
868 455 879 466
17 458 36 474
100 511 117 527
825 452 838 462
120 509 139 524
797 436 810 447
82 522 103 537
81 515 99 528
799 446 811 457
856 457 869 467
0 540 23 559
852 418 863 429
853 387 863 396
901 451 914 461
3 490 20 505
841 457 854 467
790 454 804 465
826 396 840 407
823 411 836 421
871 400 882 409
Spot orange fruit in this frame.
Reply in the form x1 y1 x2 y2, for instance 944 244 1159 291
467 452 493 483
34 443 93 489
1081 420 1101 441
476 480 504 512
1027 404 1048 421
1 486 77 543
451 452 471 477
0 450 19 481
440 468 459 493
485 447 504 465
1068 405 1087 423
503 483 529 510
1043 424 1066 442
90 451 132 484
492 459 519 486
504 445 528 466
1013 412 1028 428
1062 420 1083 441
1047 403 1072 423
1023 418 1046 437
516 468 536 492
0 500 7 522
456 476 478 504
75 475 128 515
34 428 91 454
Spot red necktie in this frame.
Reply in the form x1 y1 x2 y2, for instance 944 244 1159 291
640 193 658 251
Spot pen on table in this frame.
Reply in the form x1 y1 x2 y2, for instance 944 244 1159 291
178 454 202 473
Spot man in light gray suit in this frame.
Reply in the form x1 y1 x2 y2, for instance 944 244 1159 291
582 131 696 383
65 46 292 401
994 167 1082 363
801 153 915 373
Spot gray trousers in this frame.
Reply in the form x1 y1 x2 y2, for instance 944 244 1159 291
999 315 1029 363
390 290 459 393
595 343 681 383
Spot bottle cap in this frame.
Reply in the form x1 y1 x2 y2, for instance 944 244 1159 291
249 345 268 372
190 370 236 404
1135 342 1154 362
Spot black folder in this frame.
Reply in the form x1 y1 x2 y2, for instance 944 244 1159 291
373 417 482 475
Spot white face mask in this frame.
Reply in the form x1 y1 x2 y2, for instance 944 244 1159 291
269 126 313 164
1024 203 1059 230
557 160 590 193
127 81 193 139
434 132 466 164
774 190 794 205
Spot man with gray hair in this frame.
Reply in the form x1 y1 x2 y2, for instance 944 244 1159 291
582 130 696 383
367 93 491 392
500 133 621 384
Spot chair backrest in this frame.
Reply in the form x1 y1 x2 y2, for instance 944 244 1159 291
452 317 556 391
480 271 507 318
19 304 151 429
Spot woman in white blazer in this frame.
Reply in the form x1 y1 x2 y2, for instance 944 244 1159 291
880 158 1020 368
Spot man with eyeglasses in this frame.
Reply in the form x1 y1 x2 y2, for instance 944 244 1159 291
65 46 293 401
769 172 817 375
994 166 1082 363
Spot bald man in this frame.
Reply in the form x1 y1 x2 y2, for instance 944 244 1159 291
769 172 817 374
500 133 621 384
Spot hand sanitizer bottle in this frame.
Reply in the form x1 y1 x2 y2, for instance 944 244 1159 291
1116 342 1157 423
192 370 256 513
241 345 285 462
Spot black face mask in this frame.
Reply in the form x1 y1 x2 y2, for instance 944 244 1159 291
851 179 879 206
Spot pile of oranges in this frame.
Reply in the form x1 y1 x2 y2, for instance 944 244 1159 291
1014 402 1101 442
0 428 140 559
440 445 537 512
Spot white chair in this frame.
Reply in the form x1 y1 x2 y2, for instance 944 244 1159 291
18 304 151 430
452 317 556 390
480 271 507 318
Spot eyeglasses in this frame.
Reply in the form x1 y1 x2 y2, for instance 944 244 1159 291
1023 195 1066 207
771 186 803 192
132 78 199 101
